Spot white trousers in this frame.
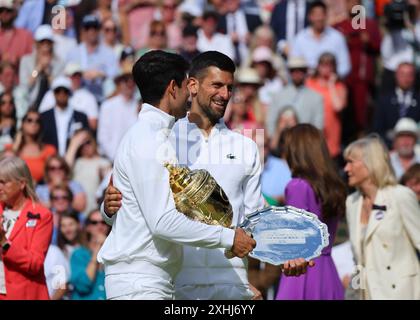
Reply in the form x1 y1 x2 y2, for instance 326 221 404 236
105 273 175 300
175 284 254 300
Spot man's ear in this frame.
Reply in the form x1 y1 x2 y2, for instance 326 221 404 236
168 79 177 99
188 77 198 96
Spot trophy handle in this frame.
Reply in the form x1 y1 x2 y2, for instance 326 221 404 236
224 228 253 259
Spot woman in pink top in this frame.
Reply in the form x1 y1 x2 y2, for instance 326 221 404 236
306 53 347 159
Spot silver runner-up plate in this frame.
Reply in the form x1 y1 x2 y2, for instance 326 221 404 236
241 206 329 265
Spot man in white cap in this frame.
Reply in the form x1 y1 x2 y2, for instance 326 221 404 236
0 0 33 65
19 24 65 109
39 63 99 130
390 117 420 180
266 56 324 138
66 14 119 103
40 76 89 156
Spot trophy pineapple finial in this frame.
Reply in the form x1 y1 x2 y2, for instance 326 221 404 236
164 163 191 193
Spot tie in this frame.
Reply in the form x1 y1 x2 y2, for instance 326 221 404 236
295 0 300 35
231 14 241 66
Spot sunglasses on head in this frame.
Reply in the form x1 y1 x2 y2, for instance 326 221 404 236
88 220 107 226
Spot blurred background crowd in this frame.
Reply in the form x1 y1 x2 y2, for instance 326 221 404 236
0 0 420 300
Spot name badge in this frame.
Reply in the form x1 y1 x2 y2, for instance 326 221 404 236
26 220 37 228
375 211 385 220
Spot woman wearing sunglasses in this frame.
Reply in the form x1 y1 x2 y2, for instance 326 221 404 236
0 92 16 153
70 209 110 300
7 109 56 184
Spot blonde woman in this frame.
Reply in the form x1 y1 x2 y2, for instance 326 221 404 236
0 156 53 300
344 134 420 299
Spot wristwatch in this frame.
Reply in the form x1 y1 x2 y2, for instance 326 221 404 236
1 240 10 251
31 69 39 78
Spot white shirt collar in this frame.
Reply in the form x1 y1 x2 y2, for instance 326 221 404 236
139 103 176 130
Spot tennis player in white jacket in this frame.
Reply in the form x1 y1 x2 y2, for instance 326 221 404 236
97 51 256 300
102 52 313 300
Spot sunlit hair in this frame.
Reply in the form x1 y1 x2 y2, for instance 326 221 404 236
0 155 39 203
344 134 397 188
401 163 420 185
282 124 347 220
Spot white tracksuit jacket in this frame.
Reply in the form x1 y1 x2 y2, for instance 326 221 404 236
97 104 235 298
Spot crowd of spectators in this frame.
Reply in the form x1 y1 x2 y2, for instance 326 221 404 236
1 0 420 300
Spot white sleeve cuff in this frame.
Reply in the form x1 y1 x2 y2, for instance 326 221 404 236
220 227 236 250
100 202 115 226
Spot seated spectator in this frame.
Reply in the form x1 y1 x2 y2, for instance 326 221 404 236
0 92 16 152
0 61 29 125
269 107 299 156
373 62 420 148
39 64 99 131
247 25 288 82
40 77 90 157
225 89 259 133
306 52 347 159
0 156 53 300
66 15 119 103
49 184 85 245
251 46 284 108
290 1 351 78
197 10 235 60
44 244 70 300
57 210 82 261
36 155 87 213
160 0 183 50
0 0 33 65
136 20 175 58
70 209 110 300
266 57 324 138
19 24 65 110
234 67 265 126
8 109 56 184
101 17 124 60
390 117 420 180
66 130 112 214
179 24 201 63
97 73 138 161
401 163 420 203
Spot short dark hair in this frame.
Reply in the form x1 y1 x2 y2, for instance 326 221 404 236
308 1 327 13
132 50 190 105
189 51 236 79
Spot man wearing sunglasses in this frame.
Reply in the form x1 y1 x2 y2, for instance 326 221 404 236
40 76 89 157
266 56 324 137
66 15 119 103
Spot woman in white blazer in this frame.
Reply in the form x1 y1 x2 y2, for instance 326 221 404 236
343 134 420 300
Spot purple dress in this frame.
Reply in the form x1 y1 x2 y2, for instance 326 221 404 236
275 178 344 300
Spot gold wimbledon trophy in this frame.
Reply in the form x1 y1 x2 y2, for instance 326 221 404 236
165 163 233 228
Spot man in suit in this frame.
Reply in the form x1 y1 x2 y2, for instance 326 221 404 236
40 76 89 156
373 62 420 148
216 0 262 65
270 0 309 57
